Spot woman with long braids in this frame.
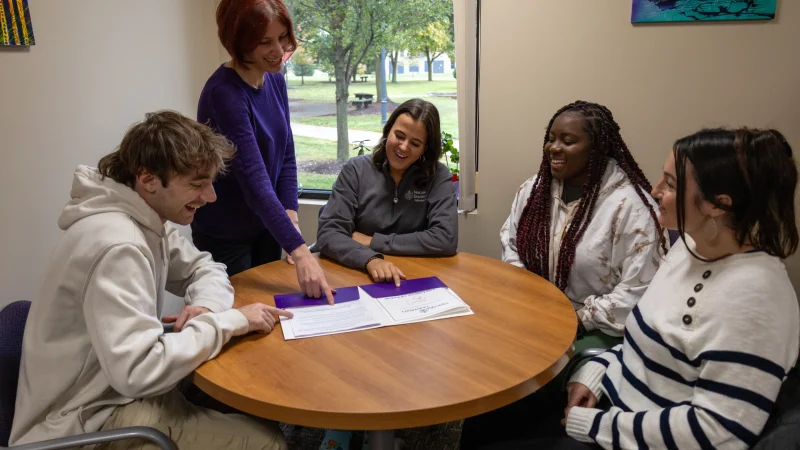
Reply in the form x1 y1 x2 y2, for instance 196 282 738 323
460 101 665 449
501 100 666 343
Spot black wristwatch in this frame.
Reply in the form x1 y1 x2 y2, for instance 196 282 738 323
364 254 384 270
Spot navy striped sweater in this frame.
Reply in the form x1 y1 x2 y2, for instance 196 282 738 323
566 238 799 449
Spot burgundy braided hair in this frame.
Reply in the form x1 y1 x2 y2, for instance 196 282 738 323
515 101 666 291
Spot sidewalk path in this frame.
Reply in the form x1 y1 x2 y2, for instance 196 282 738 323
291 122 460 149
291 123 382 147
288 101 336 118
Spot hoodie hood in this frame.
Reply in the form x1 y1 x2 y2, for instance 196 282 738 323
58 166 164 236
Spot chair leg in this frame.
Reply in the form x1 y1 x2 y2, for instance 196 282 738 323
367 430 404 450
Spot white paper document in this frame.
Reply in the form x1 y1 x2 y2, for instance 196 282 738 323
374 287 472 324
287 300 382 338
276 277 473 340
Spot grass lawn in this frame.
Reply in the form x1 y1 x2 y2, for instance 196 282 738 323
290 70 460 191
295 135 352 190
293 96 459 139
295 135 354 161
288 71 460 143
295 114 386 134
286 72 457 104
294 135 457 190
298 172 339 191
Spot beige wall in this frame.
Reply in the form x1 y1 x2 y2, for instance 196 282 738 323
468 0 800 285
2 0 799 305
298 1 800 287
0 0 219 306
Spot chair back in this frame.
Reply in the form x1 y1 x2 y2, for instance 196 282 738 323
752 366 800 449
308 204 327 254
0 300 31 447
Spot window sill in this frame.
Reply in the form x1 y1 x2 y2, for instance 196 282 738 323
300 198 479 212
298 188 332 201
300 198 476 215
299 198 328 207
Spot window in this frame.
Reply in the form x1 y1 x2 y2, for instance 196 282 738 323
285 0 478 209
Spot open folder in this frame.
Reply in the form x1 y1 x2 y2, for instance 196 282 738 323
274 276 474 340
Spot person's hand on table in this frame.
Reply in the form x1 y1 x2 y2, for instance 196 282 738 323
366 258 406 287
352 231 372 247
561 382 598 426
237 303 293 333
291 245 336 305
161 305 210 332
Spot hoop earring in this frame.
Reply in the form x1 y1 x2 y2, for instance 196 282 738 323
703 217 718 241
420 154 426 162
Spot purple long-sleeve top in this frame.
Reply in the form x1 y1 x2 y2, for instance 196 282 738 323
192 64 304 253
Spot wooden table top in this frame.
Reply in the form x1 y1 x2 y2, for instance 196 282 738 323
193 252 577 430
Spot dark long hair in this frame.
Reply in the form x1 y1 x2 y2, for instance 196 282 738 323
372 98 442 183
515 101 664 291
674 128 798 260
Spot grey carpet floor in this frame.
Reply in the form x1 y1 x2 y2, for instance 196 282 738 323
279 421 463 450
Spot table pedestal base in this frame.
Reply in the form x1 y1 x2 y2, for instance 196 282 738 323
367 430 404 450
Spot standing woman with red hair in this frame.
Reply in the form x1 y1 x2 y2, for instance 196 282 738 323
193 0 334 304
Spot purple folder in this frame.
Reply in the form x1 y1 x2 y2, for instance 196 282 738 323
359 276 447 298
273 277 448 308
274 286 360 309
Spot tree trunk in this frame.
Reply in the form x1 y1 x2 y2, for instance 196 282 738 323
334 58 350 163
426 49 433 81
301 75 305 86
390 51 399 83
352 72 357 82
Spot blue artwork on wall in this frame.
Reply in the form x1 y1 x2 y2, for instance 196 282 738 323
631 0 777 23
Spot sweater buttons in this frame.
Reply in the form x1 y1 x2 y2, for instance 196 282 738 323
694 283 703 292
703 270 712 279
682 315 693 325
687 297 696 307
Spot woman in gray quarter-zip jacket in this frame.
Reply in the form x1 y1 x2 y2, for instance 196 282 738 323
316 98 458 287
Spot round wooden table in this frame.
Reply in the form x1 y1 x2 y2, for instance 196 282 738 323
193 252 576 449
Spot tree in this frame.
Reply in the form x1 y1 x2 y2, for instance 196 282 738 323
319 60 335 82
287 0 399 163
291 46 315 85
408 21 454 81
385 30 414 83
384 0 451 83
287 0 452 162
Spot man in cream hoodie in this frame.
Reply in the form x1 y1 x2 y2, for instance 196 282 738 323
10 111 291 449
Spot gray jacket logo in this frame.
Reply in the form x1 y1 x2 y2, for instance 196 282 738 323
403 190 427 202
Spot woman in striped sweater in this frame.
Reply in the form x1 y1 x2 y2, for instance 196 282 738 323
476 128 799 450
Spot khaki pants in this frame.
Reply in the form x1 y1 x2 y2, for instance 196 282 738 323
89 389 287 450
